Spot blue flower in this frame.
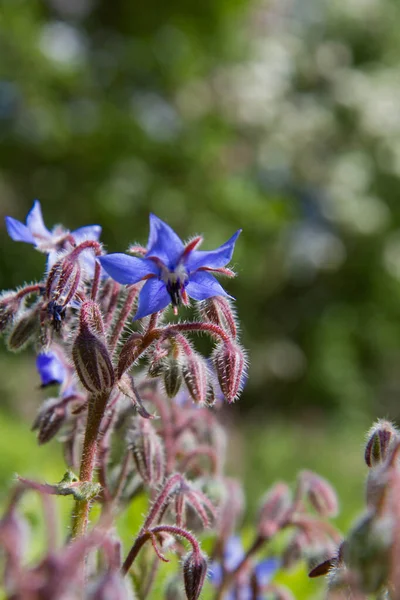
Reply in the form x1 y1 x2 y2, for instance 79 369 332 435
209 536 279 600
99 214 241 320
36 351 67 387
5 200 102 275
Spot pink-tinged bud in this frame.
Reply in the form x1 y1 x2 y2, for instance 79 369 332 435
80 300 106 337
182 353 208 404
0 292 21 333
365 419 398 467
72 326 115 394
7 306 40 352
213 341 246 403
46 255 81 307
300 471 338 518
182 551 208 600
128 419 165 486
148 357 166 378
198 296 238 339
32 398 66 444
164 358 182 398
117 332 143 378
258 483 292 538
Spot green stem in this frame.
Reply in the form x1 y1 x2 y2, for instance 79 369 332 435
71 391 110 539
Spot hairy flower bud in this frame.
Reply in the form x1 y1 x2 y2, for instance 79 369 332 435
258 483 292 538
182 551 208 600
128 419 165 486
46 255 81 307
0 292 22 334
182 353 208 404
72 316 114 394
117 333 143 378
213 341 246 403
365 419 399 468
198 296 238 339
32 397 67 444
300 471 338 518
163 358 182 398
7 306 40 351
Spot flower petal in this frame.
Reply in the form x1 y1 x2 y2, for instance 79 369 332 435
224 536 245 571
186 271 230 301
185 230 241 272
99 254 159 284
26 200 51 240
72 225 102 243
134 278 171 320
5 216 36 244
255 558 280 586
36 352 66 387
209 562 223 586
146 213 184 267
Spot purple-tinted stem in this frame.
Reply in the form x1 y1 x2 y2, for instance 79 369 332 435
122 524 201 575
71 391 110 539
162 321 232 344
143 473 185 530
104 282 121 328
15 283 44 300
180 445 219 476
69 240 102 260
109 286 139 352
91 261 101 301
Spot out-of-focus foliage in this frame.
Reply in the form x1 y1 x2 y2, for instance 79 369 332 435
2 0 400 425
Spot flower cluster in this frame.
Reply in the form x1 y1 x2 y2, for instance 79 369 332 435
0 203 341 599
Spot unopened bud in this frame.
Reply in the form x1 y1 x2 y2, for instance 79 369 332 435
213 342 246 403
72 325 114 394
0 292 21 333
32 398 66 444
46 255 81 307
300 471 338 518
182 550 208 600
258 483 292 538
117 333 143 378
164 358 182 398
128 419 165 486
365 420 398 468
7 306 40 351
198 297 238 339
182 353 208 404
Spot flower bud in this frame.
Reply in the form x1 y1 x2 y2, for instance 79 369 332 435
0 292 21 333
117 333 143 378
300 471 338 518
72 325 114 394
163 358 182 398
258 483 292 538
45 255 81 308
32 397 66 444
213 341 246 403
128 419 165 486
7 306 40 351
365 420 398 468
182 551 208 600
198 296 238 339
182 353 208 404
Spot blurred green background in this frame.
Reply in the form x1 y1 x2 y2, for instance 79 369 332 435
1 0 400 595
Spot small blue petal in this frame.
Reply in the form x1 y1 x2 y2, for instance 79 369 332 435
36 352 66 387
255 558 280 587
146 213 184 267
185 230 241 272
5 216 36 244
72 225 102 243
186 271 230 301
224 536 245 571
99 254 159 284
209 562 223 586
134 278 171 320
26 200 51 240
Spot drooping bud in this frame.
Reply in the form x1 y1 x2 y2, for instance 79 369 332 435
164 358 182 398
7 305 40 351
182 551 208 600
365 420 399 468
32 397 67 444
213 341 246 403
0 292 21 334
198 297 238 339
258 483 292 538
46 254 81 308
182 352 208 404
300 471 338 518
128 419 165 486
117 332 143 378
72 302 114 394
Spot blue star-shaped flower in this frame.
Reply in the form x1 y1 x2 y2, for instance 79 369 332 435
36 351 66 387
99 214 241 320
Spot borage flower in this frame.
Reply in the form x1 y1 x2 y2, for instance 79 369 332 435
99 214 241 320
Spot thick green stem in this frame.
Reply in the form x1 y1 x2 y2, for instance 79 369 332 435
71 391 110 539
